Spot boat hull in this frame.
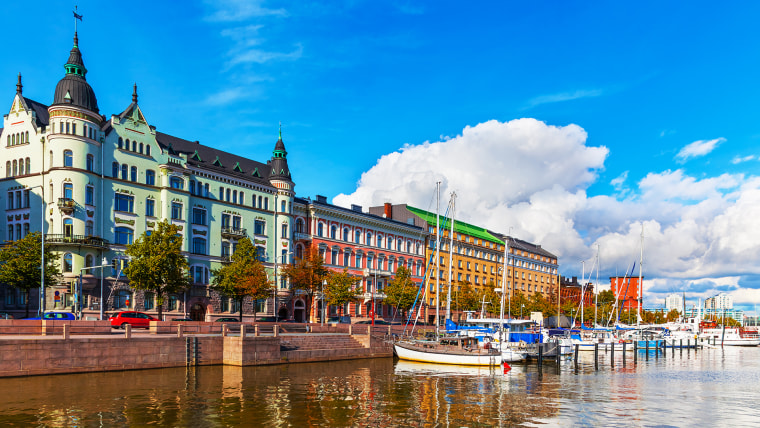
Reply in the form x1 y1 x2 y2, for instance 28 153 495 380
394 343 501 366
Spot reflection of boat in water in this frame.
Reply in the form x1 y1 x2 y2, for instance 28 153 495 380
393 359 519 376
393 336 502 366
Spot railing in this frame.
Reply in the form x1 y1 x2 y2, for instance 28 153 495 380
57 198 75 213
294 232 311 241
45 234 110 248
221 226 247 238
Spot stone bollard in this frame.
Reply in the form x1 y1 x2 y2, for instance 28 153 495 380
255 324 260 337
348 324 353 335
221 324 227 337
367 325 371 336
177 324 184 338
62 324 70 340
240 324 247 339
125 324 132 339
274 325 279 337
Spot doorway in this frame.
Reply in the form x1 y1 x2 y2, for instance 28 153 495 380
190 303 206 321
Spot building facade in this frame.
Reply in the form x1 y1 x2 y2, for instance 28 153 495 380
704 292 733 310
610 276 642 310
293 196 427 322
665 293 684 313
0 32 295 321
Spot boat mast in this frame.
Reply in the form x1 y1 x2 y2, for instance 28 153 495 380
595 245 600 327
446 192 456 321
435 182 441 336
499 232 509 343
581 260 585 328
638 223 644 328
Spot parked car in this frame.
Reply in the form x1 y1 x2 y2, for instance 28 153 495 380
326 315 352 324
26 312 77 321
215 317 241 323
109 311 157 329
0 312 14 320
255 316 277 322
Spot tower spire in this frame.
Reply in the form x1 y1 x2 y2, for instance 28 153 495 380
16 73 22 95
279 121 282 140
132 83 138 103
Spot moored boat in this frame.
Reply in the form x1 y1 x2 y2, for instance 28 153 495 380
393 336 502 366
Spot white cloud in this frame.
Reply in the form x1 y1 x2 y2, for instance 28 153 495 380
226 43 303 67
333 118 760 310
204 0 288 22
525 89 603 109
610 171 628 192
732 155 755 164
675 137 725 162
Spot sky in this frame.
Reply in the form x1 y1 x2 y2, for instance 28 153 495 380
4 1 760 314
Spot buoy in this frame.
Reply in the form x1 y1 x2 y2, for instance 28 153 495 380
503 363 511 373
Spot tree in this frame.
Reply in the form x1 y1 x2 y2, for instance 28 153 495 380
125 219 189 320
0 232 61 318
211 237 273 321
440 282 479 312
281 246 328 322
597 289 615 305
324 269 358 316
384 266 419 320
666 309 681 322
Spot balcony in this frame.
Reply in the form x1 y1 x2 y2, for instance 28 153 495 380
57 198 75 214
362 292 387 303
221 226 247 239
363 268 392 278
294 232 311 241
45 234 109 249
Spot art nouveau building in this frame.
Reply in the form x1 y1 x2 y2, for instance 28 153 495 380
0 32 294 321
293 196 427 321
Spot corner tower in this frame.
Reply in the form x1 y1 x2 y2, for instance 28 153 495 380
51 32 99 114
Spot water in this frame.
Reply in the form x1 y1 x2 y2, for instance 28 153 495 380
1 347 758 427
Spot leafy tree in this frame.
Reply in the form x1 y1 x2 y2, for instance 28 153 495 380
125 219 189 320
384 266 419 320
281 246 328 322
324 268 358 316
666 309 681 322
0 232 61 317
597 289 615 305
440 281 479 312
480 285 500 317
211 237 273 321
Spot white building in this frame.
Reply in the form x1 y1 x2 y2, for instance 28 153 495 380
665 293 683 313
704 292 733 310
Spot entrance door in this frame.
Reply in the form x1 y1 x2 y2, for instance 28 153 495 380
278 307 288 320
190 303 206 321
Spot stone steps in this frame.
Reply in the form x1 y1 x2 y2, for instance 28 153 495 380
281 335 365 351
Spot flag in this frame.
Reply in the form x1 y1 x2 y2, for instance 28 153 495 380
73 11 83 21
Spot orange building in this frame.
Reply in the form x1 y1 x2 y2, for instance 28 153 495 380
610 276 642 310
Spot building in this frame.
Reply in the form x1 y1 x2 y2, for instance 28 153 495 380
368 203 559 323
610 276 642 310
704 292 733 310
665 293 684 313
292 197 427 321
0 31 295 321
684 307 744 323
559 276 594 308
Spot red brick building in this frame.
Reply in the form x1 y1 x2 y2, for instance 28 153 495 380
610 276 642 310
560 276 594 307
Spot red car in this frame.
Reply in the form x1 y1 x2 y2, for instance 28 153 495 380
109 311 157 329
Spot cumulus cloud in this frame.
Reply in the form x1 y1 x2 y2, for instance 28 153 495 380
732 155 755 164
675 137 725 162
333 118 760 311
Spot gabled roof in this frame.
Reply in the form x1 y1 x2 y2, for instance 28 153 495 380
492 233 557 259
21 97 50 127
155 131 273 185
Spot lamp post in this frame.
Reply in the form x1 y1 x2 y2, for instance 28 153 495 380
25 185 45 317
78 258 110 320
272 250 294 322
521 304 524 320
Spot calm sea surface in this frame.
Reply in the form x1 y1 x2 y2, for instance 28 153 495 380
1 346 759 427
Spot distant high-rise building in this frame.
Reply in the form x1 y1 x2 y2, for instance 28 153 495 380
704 292 733 310
665 293 683 313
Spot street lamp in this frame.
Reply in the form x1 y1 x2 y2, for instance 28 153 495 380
25 185 45 317
521 304 524 319
78 257 110 320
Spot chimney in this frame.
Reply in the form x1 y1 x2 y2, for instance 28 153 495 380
384 202 392 219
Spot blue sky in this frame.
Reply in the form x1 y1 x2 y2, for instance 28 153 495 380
5 1 760 314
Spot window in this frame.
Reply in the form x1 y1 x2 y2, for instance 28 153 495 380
112 162 119 178
191 266 209 284
232 190 237 204
281 200 286 212
356 254 362 268
222 242 231 258
118 138 123 150
6 191 12 210
295 218 305 233
63 253 73 272
121 164 128 180
130 166 137 182
221 298 229 313
257 196 262 208
317 223 324 237
366 232 372 246
7 225 12 241
171 202 183 220
226 189 230 201
144 292 155 310
254 219 266 235
219 187 224 200
221 213 230 228
146 170 155 186
331 249 338 265
192 237 207 255
170 177 184 190
146 145 151 156
85 221 93 236
192 208 206 225
145 199 155 217
23 223 29 237
64 218 73 237
263 198 268 210
114 290 131 309
330 226 337 239
189 180 195 195
281 223 288 238
86 154 94 172
63 183 73 199
85 186 94 205
344 252 350 267
115 227 134 245
114 194 134 213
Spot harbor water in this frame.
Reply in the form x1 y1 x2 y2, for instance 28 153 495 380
1 346 758 427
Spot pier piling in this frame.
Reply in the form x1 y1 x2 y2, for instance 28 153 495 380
634 341 637 364
538 344 543 371
622 341 626 367
645 341 649 361
594 343 599 371
574 344 579 372
610 341 615 367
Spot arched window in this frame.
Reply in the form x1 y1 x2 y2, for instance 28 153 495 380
24 131 28 143
63 253 73 272
63 183 73 199
121 164 128 180
281 200 286 212
118 137 123 149
5 161 9 177
115 227 134 245
146 145 151 156
258 196 262 208
366 232 372 246
85 254 94 268
132 140 136 152
330 226 337 239
295 244 303 260
397 238 402 251
225 188 230 201
264 198 268 210
296 218 305 233
12 160 17 176
387 237 393 249
355 229 361 244
139 143 144 154
240 192 245 205
204 183 209 196
317 223 324 237
233 190 237 204
125 139 130 150
130 166 137 182
343 228 349 241
17 158 23 175
112 162 119 178
192 237 207 255
86 154 94 171
63 218 73 237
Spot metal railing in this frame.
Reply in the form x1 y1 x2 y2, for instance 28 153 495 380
45 234 110 248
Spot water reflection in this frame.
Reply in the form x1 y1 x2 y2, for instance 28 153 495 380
0 347 759 426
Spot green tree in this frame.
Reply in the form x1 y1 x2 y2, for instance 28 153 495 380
597 289 615 305
324 268 358 316
666 308 681 322
440 282 479 312
0 232 61 318
125 219 189 320
211 237 273 321
384 266 419 320
281 246 328 322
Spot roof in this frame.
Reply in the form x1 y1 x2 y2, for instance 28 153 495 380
23 97 50 127
298 197 425 233
495 233 557 259
155 132 274 185
405 205 503 245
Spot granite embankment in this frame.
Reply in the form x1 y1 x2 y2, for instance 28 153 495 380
0 320 396 378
